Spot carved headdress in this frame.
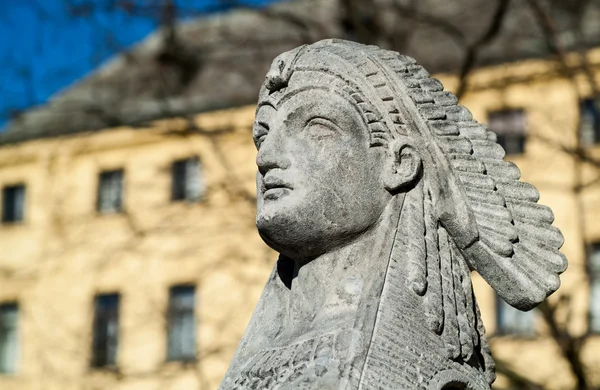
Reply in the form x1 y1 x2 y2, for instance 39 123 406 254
221 39 567 390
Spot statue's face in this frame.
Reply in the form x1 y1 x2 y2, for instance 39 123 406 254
254 87 391 262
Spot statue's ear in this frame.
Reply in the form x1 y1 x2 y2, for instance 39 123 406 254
383 136 422 193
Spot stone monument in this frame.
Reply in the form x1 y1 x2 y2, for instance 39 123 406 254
220 39 567 389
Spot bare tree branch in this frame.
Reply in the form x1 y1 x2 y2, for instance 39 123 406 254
455 0 511 99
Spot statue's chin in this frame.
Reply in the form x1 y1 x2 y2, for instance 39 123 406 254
256 217 366 266
256 196 390 263
256 212 329 264
256 217 311 261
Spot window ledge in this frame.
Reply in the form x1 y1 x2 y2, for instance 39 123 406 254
164 357 197 364
0 221 26 228
88 365 121 375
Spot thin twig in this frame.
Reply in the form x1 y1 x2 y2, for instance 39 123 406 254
455 0 510 99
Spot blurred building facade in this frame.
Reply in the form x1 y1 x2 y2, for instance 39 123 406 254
0 109 276 390
1 49 600 390
2 1 600 389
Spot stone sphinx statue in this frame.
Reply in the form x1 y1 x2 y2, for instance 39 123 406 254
220 39 567 390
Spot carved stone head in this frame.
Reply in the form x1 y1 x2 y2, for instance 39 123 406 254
221 39 567 390
254 45 421 263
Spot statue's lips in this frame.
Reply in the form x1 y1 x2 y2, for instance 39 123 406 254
262 176 293 200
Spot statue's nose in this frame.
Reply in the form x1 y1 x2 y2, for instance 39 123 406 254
256 131 291 175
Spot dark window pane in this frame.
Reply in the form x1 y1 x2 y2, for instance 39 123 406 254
167 285 196 361
496 294 534 336
0 303 19 374
97 170 123 213
172 158 203 202
92 294 120 368
496 134 526 157
590 242 600 333
184 158 202 201
172 160 187 201
488 109 526 155
2 185 25 223
580 99 600 146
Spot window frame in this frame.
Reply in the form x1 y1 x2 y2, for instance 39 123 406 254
91 293 120 369
96 169 125 214
171 157 203 203
588 242 600 334
166 284 197 362
495 293 536 337
0 302 19 375
487 108 527 156
579 98 600 146
2 184 26 224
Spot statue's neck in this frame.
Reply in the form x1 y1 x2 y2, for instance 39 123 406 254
284 195 404 339
289 232 371 324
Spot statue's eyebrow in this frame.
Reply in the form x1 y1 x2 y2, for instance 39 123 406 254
255 120 269 130
285 103 316 123
257 100 276 112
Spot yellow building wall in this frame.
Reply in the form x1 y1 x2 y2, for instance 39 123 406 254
1 51 600 390
0 110 276 390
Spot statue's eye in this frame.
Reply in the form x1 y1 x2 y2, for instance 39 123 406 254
304 118 341 139
253 123 269 149
254 134 268 149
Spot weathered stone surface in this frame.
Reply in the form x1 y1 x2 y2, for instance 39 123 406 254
220 39 568 390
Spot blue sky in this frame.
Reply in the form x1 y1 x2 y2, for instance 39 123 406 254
0 0 282 129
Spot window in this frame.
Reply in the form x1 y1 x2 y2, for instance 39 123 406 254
589 242 600 333
496 294 534 336
488 109 526 155
97 170 123 214
167 285 196 361
172 158 203 202
92 294 120 368
580 98 600 146
2 185 25 223
0 303 18 374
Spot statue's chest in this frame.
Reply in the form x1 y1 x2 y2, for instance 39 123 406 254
232 329 365 390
